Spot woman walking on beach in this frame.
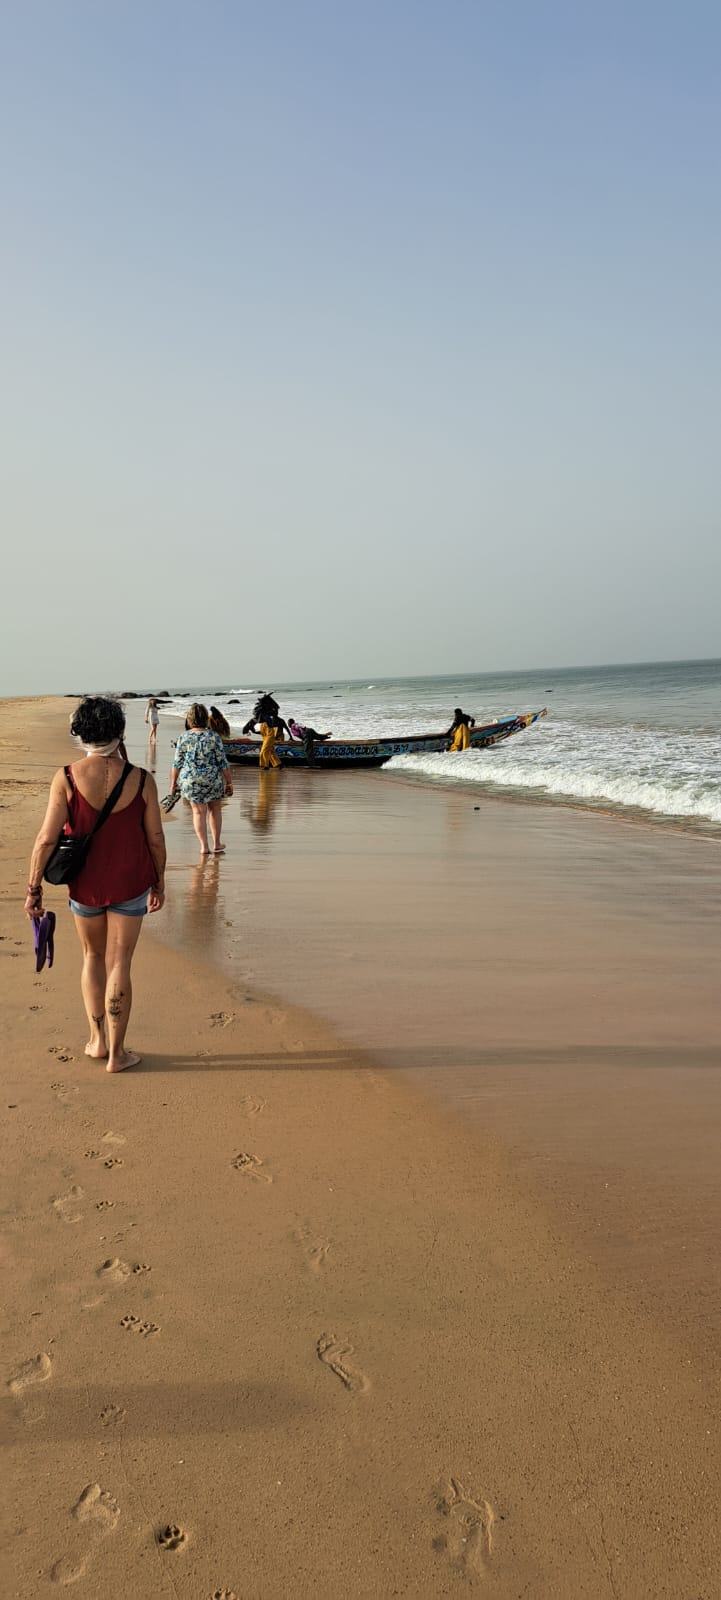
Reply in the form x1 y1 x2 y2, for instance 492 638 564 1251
145 696 160 746
25 696 166 1073
169 703 234 856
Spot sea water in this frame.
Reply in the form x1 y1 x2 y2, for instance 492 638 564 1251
157 659 721 834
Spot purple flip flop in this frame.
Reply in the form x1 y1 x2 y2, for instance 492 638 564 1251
33 910 56 973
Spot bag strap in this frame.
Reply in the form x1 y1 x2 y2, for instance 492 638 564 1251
88 762 133 840
139 769 147 796
64 764 75 791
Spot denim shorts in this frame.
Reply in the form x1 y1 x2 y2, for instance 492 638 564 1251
69 891 149 918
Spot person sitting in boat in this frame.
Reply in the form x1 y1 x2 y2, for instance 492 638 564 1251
288 718 332 743
446 707 476 751
287 718 332 764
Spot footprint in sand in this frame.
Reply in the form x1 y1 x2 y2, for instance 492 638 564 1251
211 1590 238 1599
230 1151 272 1183
132 1262 151 1275
49 1554 91 1585
97 1258 131 1284
85 1151 124 1168
238 1093 266 1117
295 1226 331 1274
157 1523 188 1550
95 1200 116 1212
433 1477 496 1577
53 1187 84 1224
50 1080 78 1097
209 1011 235 1028
102 1130 126 1146
49 1483 120 1585
7 1352 52 1394
316 1333 369 1393
73 1483 120 1532
120 1314 160 1336
100 1404 126 1427
49 1046 75 1063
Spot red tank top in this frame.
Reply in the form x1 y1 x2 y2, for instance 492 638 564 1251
65 767 156 906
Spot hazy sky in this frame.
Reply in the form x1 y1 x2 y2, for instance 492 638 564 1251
1 1 719 693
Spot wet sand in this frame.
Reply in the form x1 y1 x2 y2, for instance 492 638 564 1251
3 696 720 1598
149 708 721 1365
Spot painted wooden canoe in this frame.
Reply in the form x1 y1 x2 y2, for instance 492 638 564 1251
223 709 547 768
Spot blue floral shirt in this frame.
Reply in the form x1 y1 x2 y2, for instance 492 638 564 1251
172 729 228 802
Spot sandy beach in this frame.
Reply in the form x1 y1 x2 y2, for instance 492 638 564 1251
3 698 720 1598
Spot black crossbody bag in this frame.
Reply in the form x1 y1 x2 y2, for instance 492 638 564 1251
44 763 133 886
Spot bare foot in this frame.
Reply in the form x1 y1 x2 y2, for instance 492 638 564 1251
106 1051 141 1074
213 846 226 854
85 1042 109 1060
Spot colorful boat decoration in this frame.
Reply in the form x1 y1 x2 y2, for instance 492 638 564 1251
223 710 547 769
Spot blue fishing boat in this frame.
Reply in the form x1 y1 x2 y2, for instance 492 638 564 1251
224 709 547 768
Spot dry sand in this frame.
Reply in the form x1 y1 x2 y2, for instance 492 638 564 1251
2 698 720 1598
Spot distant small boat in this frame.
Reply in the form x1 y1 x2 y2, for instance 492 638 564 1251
224 710 547 769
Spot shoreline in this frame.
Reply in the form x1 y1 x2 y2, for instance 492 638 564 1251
385 760 721 842
3 697 720 1597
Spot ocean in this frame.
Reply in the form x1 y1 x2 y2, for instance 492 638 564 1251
157 658 721 835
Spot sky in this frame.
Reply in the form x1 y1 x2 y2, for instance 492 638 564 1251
1 1 719 693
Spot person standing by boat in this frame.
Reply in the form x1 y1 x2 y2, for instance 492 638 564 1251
446 707 476 751
257 721 282 769
242 691 292 767
242 692 292 742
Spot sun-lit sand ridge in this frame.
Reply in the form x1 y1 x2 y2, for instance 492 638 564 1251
3 697 720 1597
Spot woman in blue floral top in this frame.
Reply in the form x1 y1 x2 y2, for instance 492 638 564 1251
170 703 233 856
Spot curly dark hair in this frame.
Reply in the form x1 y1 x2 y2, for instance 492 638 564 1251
70 696 126 744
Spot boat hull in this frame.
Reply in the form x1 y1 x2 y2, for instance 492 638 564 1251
224 710 546 768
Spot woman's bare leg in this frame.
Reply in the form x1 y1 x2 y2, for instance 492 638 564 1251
190 802 210 854
104 912 145 1072
208 799 224 853
72 912 108 1059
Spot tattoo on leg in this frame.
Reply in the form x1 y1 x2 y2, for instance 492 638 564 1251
93 1014 105 1029
107 992 124 1019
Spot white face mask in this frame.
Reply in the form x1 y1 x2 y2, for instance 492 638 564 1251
79 738 122 757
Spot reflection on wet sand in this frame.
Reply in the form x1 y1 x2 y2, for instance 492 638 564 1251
242 768 281 832
183 859 221 944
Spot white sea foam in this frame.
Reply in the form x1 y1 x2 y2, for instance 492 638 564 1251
387 751 721 824
387 725 721 825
